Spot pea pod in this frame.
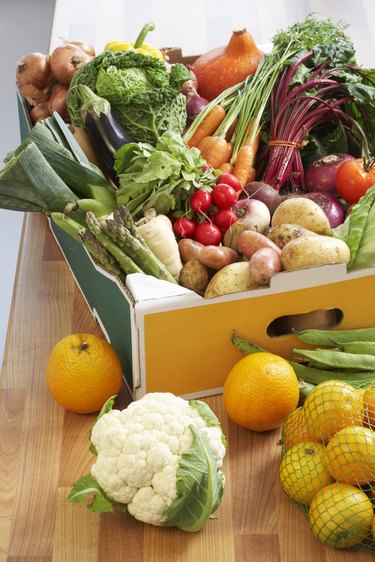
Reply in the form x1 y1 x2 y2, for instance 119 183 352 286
293 348 375 371
295 327 375 346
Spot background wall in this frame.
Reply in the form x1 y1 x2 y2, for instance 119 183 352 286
0 0 56 367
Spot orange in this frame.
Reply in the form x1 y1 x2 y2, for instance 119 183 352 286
282 407 314 450
279 441 333 505
325 426 375 486
309 483 373 549
46 333 123 414
302 380 362 442
223 352 299 432
363 385 375 429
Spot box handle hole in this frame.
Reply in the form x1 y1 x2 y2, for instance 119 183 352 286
267 308 343 337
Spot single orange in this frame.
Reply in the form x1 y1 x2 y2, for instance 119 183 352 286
363 385 375 429
302 380 362 442
46 333 123 414
282 407 316 450
280 441 333 505
223 352 299 432
309 483 373 549
325 425 375 486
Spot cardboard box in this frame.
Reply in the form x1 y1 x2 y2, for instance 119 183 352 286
17 87 375 400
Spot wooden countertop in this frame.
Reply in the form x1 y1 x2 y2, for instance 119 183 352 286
1 212 373 561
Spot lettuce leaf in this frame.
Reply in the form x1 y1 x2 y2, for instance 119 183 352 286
332 185 375 269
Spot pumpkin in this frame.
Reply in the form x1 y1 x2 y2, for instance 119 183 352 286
192 28 263 102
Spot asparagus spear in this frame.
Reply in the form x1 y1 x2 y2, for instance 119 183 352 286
51 212 126 283
85 212 143 276
102 208 177 284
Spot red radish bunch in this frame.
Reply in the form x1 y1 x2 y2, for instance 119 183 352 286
172 172 243 245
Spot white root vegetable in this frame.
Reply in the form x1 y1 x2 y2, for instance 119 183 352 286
248 248 282 287
271 197 331 235
265 223 319 249
281 235 350 271
136 209 183 280
204 261 258 298
234 199 271 233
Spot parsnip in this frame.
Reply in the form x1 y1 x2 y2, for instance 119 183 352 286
135 209 183 280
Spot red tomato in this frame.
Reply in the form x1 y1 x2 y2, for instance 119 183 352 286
190 190 212 213
173 217 196 238
211 183 238 209
335 159 375 204
193 222 222 246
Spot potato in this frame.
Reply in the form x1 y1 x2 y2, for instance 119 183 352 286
198 245 238 270
266 223 320 249
179 260 210 295
271 198 331 235
248 248 282 287
237 230 281 259
223 219 257 252
204 261 257 298
281 235 350 271
178 238 203 264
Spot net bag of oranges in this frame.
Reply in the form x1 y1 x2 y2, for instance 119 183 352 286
280 379 375 551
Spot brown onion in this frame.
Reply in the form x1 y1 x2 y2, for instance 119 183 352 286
30 102 51 123
16 52 50 89
49 44 92 84
18 83 48 107
48 82 69 120
59 36 96 57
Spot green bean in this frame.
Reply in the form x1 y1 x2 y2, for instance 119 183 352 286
295 327 375 346
293 348 375 371
342 342 375 356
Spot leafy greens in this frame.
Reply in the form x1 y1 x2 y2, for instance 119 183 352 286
67 50 192 144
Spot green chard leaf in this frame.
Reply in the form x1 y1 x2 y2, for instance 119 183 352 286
163 425 225 532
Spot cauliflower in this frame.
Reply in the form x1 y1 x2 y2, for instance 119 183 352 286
68 392 227 532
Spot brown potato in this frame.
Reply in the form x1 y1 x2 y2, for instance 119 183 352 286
178 238 203 264
198 245 238 270
223 219 257 252
271 198 331 235
204 261 258 298
266 223 320 249
179 260 210 295
281 235 350 271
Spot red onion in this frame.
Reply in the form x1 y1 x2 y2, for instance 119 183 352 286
48 83 69 120
181 65 198 95
16 52 50 89
185 87 209 123
305 153 355 195
303 192 346 228
49 44 92 85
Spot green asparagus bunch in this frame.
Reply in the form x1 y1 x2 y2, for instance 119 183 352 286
51 205 177 285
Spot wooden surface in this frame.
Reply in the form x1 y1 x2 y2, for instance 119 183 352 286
1 212 374 561
2 1 375 560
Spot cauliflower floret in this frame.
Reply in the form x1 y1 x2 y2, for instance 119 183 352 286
152 464 179 503
201 426 226 468
127 486 168 527
91 455 137 504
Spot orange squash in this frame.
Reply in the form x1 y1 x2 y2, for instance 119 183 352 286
192 28 263 101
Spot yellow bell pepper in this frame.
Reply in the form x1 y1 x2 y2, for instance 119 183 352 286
104 22 164 61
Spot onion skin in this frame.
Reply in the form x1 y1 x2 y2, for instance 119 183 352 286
18 83 48 107
305 153 355 195
185 88 209 124
69 41 95 57
48 83 69 120
301 192 346 228
16 52 50 89
30 102 51 124
49 44 92 84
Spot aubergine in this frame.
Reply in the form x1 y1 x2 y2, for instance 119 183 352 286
77 85 132 183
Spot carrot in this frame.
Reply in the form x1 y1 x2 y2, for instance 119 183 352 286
219 162 234 174
225 117 238 142
233 145 256 188
187 105 226 148
246 166 257 183
197 136 213 153
199 136 228 169
223 142 234 163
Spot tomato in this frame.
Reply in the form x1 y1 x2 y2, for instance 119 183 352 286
193 222 222 246
173 217 196 238
213 209 238 232
211 183 238 209
335 159 375 204
216 172 242 192
189 190 212 213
